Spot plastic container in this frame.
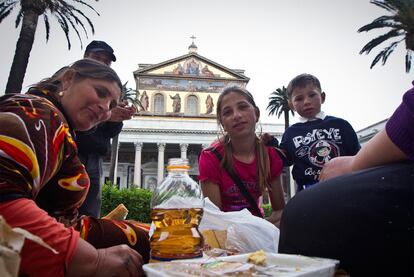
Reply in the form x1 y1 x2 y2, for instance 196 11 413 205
143 252 339 277
150 158 204 261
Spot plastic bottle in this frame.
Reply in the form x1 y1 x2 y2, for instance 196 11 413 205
150 158 204 261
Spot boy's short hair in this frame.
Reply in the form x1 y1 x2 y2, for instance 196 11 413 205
287 73 322 98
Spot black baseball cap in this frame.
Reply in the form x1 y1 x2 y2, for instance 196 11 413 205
85 40 116 62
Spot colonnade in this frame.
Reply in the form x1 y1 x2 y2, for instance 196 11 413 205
111 142 210 187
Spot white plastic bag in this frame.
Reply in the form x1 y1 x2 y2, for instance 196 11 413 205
0 216 58 277
199 198 280 253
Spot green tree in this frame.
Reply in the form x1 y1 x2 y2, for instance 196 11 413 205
267 86 294 130
109 82 142 185
358 0 414 72
0 0 99 94
267 86 295 200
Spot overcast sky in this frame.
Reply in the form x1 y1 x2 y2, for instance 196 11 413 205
1 0 412 131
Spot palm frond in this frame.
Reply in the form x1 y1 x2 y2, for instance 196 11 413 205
60 12 84 48
70 6 96 35
72 0 100 16
3 0 100 94
55 11 71 49
43 14 50 41
380 40 400 64
0 2 18 23
358 15 402 32
381 40 400 63
14 9 22 27
387 0 414 12
1 1 99 48
370 39 402 68
371 0 398 12
122 82 143 110
406 49 412 72
359 0 414 72
68 7 92 37
360 29 403 54
0 0 17 13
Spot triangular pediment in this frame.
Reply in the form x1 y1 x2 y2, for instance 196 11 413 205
134 53 248 81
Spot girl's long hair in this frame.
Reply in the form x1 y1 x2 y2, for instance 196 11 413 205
216 86 270 193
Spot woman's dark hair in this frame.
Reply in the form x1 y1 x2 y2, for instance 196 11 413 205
32 59 122 93
216 85 270 192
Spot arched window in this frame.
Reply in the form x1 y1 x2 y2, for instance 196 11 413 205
154 93 164 114
186 95 198 115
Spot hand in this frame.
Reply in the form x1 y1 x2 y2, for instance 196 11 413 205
319 156 355 182
109 101 136 122
261 133 279 147
95 244 144 277
266 210 283 228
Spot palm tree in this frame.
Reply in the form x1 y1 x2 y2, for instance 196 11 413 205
358 0 414 72
267 86 295 200
0 0 99 94
109 82 142 185
267 86 294 130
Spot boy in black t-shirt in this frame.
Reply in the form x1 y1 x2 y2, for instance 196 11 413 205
280 73 360 191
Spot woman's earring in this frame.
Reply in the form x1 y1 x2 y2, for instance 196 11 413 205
58 91 64 97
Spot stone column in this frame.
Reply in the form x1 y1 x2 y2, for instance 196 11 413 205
113 141 120 186
157 143 166 184
133 142 143 188
180 143 189 160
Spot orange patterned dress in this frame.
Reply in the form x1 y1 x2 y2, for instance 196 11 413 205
0 89 150 276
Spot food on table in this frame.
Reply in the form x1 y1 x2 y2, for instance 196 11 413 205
102 203 128 220
247 249 267 266
202 229 227 250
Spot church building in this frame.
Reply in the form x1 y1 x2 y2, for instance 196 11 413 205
102 41 284 190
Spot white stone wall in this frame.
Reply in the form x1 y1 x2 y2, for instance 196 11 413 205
102 116 284 189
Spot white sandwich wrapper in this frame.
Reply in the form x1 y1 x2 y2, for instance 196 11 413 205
144 252 339 277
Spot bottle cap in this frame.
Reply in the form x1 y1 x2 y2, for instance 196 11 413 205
166 158 190 170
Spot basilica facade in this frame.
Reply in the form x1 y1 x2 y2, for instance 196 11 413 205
102 43 284 189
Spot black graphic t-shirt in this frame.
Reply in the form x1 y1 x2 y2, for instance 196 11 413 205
280 116 360 190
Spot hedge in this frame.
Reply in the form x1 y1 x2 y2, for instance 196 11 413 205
262 203 271 218
101 183 152 223
101 183 272 223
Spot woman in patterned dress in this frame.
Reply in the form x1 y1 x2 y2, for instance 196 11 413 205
0 59 149 277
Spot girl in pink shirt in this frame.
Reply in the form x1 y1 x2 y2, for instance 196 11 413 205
199 86 285 227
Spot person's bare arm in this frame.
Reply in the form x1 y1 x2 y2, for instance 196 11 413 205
320 129 408 181
66 240 144 277
266 175 285 228
201 181 222 209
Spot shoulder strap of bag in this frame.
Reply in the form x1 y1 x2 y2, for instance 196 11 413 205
208 147 263 218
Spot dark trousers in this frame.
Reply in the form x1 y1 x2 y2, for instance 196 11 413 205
79 153 103 217
279 162 414 276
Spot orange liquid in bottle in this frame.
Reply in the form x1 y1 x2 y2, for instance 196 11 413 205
150 207 204 261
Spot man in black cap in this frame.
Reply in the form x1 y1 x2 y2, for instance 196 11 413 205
84 40 116 66
77 40 135 217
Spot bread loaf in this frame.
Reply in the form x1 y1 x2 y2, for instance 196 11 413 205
102 204 128 220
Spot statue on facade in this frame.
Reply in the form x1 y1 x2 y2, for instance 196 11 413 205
201 65 214 77
184 58 201 75
205 94 214 114
170 93 181 113
140 91 149 111
172 63 184 75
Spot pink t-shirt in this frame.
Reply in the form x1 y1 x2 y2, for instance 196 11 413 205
198 142 283 216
